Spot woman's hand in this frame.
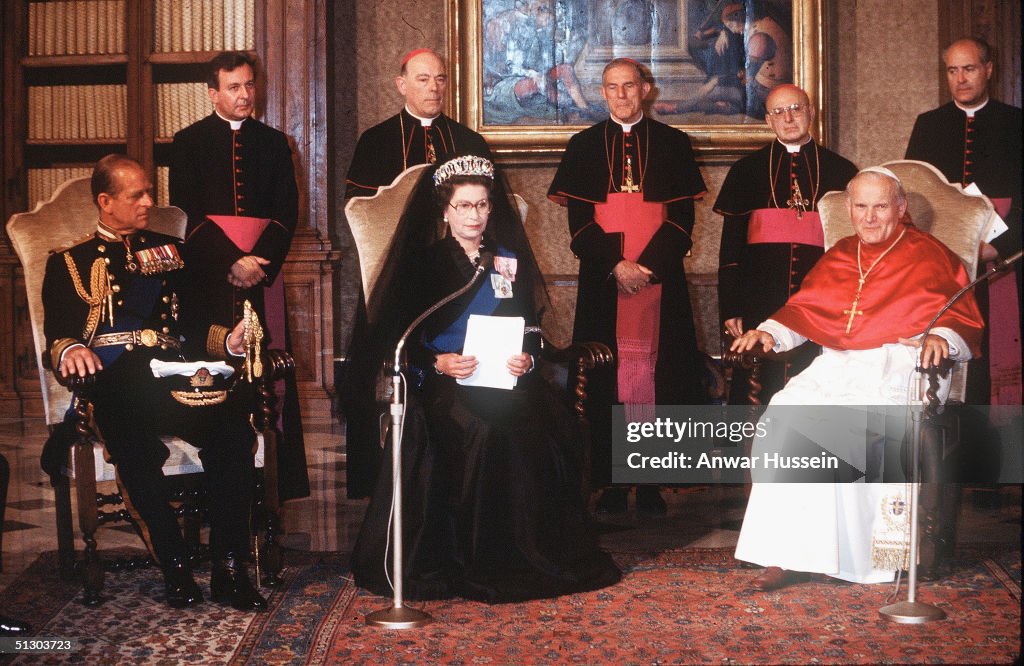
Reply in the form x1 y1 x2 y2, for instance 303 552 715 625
506 352 533 377
434 353 478 379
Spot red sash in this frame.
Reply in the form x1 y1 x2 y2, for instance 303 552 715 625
747 208 824 247
594 193 663 420
986 197 1021 405
209 215 288 421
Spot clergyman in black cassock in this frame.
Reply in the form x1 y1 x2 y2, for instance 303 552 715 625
905 37 1022 408
169 51 308 501
548 59 707 513
715 83 858 404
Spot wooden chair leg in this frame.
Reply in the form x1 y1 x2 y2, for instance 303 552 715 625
54 474 77 578
73 442 105 606
255 429 282 587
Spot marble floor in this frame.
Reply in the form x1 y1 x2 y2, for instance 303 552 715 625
1 414 1020 601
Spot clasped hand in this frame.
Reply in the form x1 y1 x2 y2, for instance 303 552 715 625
613 260 653 295
434 352 533 379
229 255 271 288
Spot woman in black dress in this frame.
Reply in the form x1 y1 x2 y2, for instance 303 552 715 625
351 156 620 603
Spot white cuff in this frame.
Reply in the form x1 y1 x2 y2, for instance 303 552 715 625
930 327 970 361
756 319 806 353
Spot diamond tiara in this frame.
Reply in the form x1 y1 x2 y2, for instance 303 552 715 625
433 155 494 186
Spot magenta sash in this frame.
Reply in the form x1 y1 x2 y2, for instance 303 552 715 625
210 214 289 422
747 208 824 247
987 197 1021 405
594 193 663 421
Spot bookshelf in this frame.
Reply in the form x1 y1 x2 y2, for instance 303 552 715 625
10 0 260 211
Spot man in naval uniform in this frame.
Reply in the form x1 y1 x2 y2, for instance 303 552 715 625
549 58 707 515
342 48 493 498
43 155 266 610
905 37 1022 408
716 83 858 404
169 51 308 501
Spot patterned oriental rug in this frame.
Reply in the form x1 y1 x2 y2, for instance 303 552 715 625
2 547 1019 664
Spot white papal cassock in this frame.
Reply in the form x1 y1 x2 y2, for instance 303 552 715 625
733 320 969 583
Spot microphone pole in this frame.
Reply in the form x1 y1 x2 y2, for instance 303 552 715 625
880 250 1020 625
366 252 493 629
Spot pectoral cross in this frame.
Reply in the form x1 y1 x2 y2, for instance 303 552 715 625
425 126 437 164
787 181 810 218
843 280 866 334
621 156 640 193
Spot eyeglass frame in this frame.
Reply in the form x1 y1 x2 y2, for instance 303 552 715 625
448 200 492 215
767 103 809 117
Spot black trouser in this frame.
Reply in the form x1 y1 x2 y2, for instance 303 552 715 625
89 352 256 565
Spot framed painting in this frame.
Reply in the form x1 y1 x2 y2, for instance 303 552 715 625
449 0 826 160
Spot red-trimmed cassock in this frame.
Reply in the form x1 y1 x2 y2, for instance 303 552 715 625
170 111 308 500
906 99 1022 405
715 139 858 402
548 115 706 487
345 109 492 198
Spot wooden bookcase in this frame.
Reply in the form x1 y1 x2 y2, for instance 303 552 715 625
2 0 338 427
7 0 261 211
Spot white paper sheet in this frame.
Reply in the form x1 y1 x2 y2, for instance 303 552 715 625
964 182 1008 242
457 314 525 390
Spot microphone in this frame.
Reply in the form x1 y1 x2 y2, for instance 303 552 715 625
392 250 493 376
921 250 1022 341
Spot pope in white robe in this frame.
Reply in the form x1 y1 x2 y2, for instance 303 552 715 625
730 167 985 586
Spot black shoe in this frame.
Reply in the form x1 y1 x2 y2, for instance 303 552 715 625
210 553 268 611
0 614 32 636
595 487 629 514
636 486 667 515
163 557 203 609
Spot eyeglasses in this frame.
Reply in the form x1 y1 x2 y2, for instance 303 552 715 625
449 200 491 215
767 103 808 116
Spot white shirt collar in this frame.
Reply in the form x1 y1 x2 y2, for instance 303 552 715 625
405 106 439 127
215 110 245 130
611 113 643 134
780 137 811 153
955 98 988 117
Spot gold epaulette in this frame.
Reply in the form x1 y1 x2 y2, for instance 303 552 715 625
49 233 96 255
206 325 231 359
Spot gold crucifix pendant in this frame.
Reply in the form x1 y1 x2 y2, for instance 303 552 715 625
621 156 640 193
787 181 810 219
843 288 864 334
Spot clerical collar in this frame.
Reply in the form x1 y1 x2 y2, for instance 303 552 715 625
611 114 643 134
215 110 245 130
779 138 811 154
955 98 988 117
405 106 439 127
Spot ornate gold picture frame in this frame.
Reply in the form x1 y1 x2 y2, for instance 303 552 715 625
449 0 825 161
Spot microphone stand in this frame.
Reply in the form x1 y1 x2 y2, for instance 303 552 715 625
366 254 492 629
879 250 1020 624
